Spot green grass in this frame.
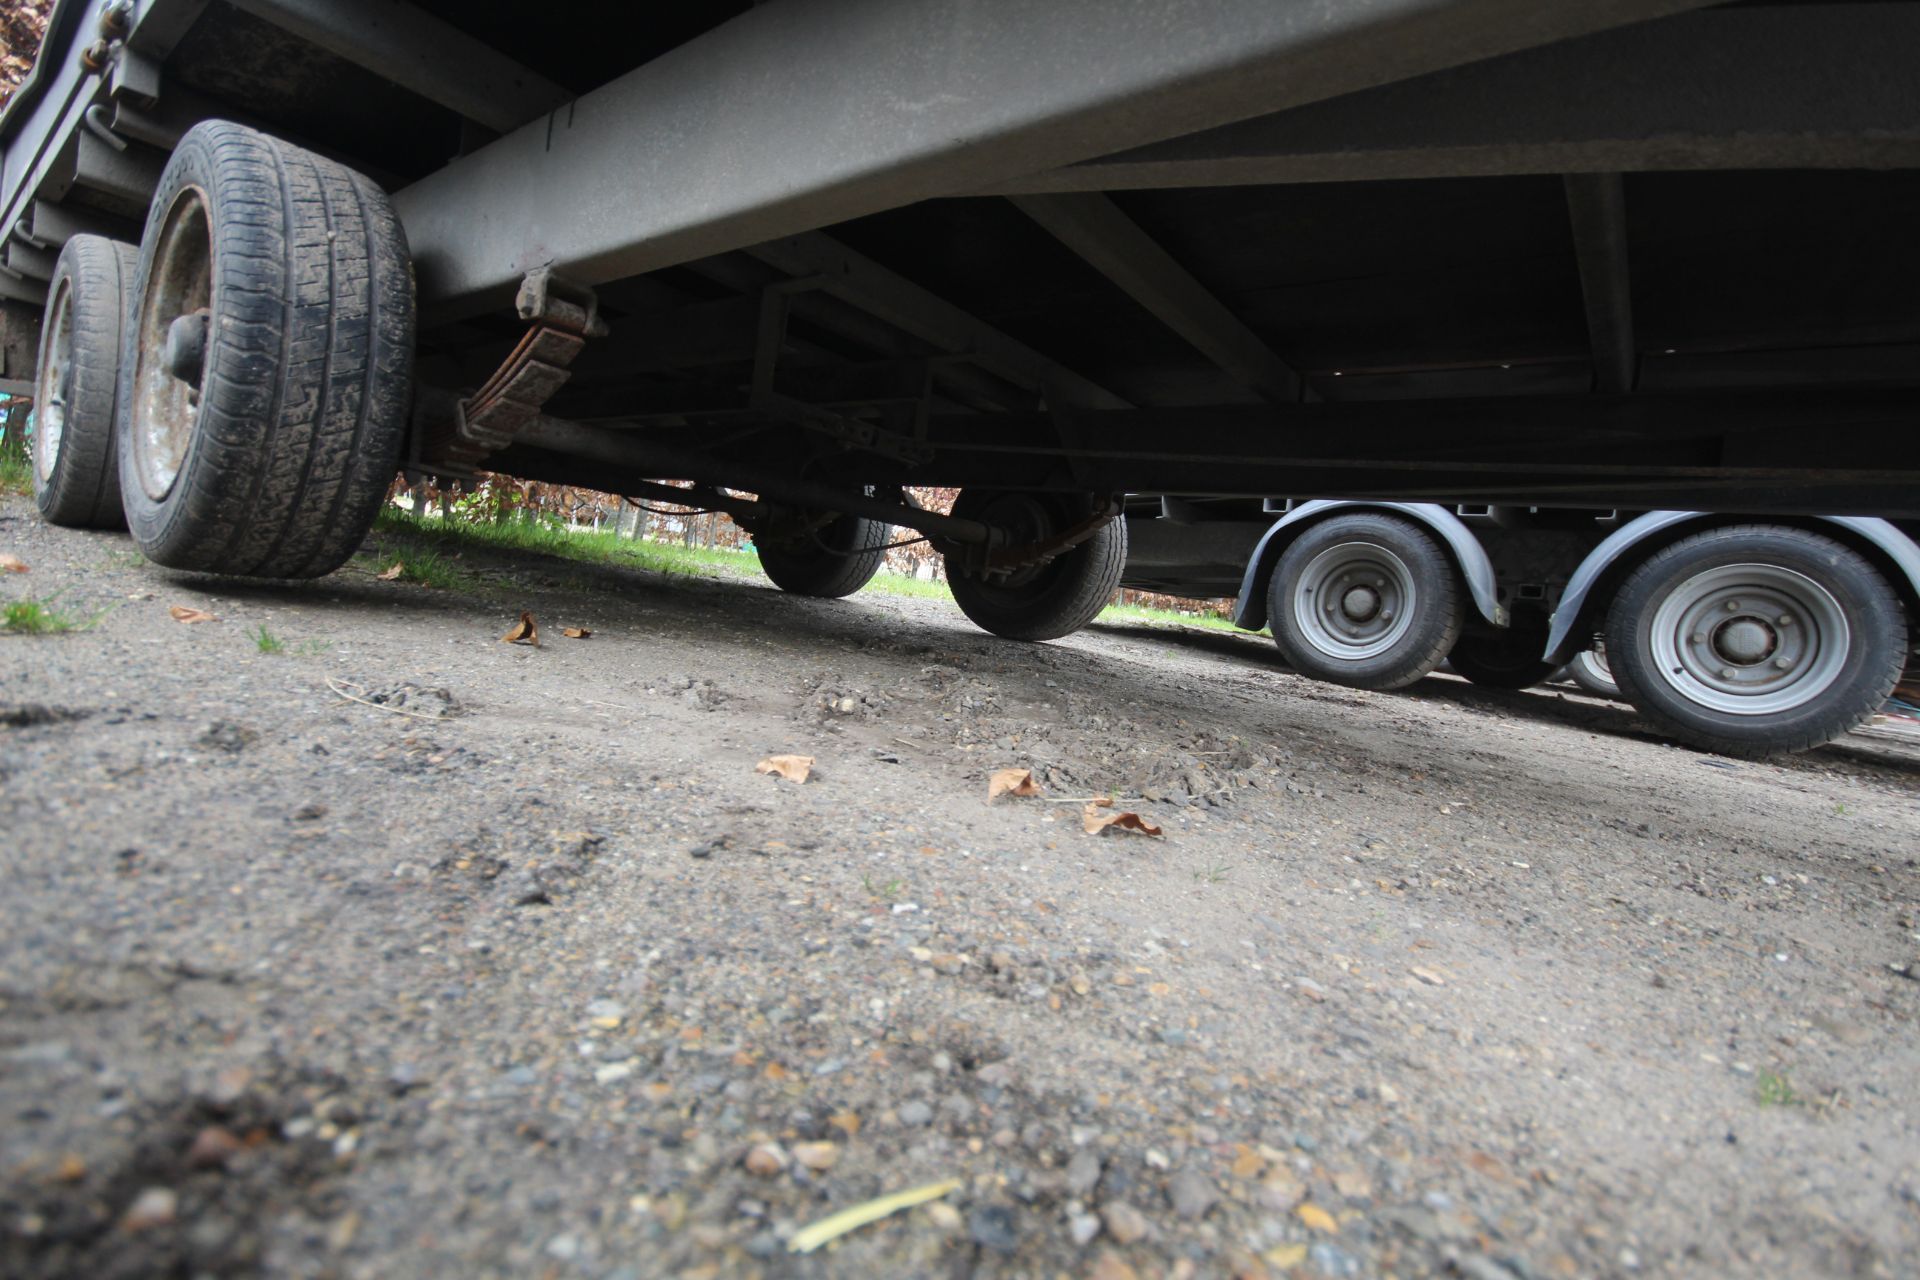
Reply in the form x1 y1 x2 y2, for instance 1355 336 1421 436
374 509 753 581
1755 1070 1800 1107
0 443 29 497
1191 863 1233 885
1097 601 1248 633
3 596 90 635
250 623 331 656
381 544 471 590
370 507 1252 633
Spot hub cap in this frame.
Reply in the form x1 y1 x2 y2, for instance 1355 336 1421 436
32 277 74 485
1647 562 1849 715
1291 541 1416 661
130 186 213 501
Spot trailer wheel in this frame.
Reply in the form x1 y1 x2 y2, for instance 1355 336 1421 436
1568 645 1621 698
1267 513 1462 690
946 490 1125 641
1447 632 1557 689
1604 525 1904 757
118 121 414 578
755 509 890 598
31 235 137 529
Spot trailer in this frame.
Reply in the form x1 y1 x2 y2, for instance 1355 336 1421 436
2 1 1918 652
1120 496 1920 756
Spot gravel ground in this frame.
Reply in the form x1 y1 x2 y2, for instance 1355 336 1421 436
4 495 1918 1280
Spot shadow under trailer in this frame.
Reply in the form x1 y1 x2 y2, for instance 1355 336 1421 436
1 0 1917 757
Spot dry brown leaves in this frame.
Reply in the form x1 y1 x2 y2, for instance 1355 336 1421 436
0 553 26 573
562 627 591 639
501 611 539 646
376 563 405 581
1081 797 1162 837
168 606 218 624
756 754 814 784
987 767 1041 802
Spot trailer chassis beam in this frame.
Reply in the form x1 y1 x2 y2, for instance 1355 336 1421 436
392 0 1712 312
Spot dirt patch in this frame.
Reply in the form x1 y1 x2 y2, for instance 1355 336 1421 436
3 499 1918 1278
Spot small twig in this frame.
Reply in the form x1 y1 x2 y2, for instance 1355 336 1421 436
580 698 649 714
324 677 454 722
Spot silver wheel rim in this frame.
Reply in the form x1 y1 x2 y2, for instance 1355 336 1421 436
1646 562 1850 715
33 276 73 486
130 185 213 501
1290 541 1417 661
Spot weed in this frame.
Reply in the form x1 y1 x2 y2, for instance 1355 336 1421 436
1833 802 1848 816
1192 863 1232 885
1754 1070 1800 1107
3 596 91 635
0 447 30 497
250 624 286 654
382 546 469 590
863 874 904 901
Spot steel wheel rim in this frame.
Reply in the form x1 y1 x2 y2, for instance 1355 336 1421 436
33 276 73 486
130 186 213 501
1291 541 1417 661
1646 562 1850 715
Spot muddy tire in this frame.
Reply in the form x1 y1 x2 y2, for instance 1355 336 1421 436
756 510 890 598
1267 513 1463 690
118 120 414 578
31 235 138 529
1604 525 1904 757
1447 631 1558 689
946 490 1125 642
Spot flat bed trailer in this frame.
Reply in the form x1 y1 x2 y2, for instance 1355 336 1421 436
2 1 1918 643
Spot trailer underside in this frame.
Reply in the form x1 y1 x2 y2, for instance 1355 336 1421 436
3 0 1918 517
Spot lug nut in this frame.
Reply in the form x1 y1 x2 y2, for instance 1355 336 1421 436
1690 631 1706 644
1724 600 1740 612
1778 614 1793 626
1774 657 1791 669
1719 668 1736 679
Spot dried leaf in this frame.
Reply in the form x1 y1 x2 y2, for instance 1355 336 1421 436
168 606 218 624
377 563 405 581
562 627 592 639
788 1178 962 1254
756 754 814 784
501 611 540 646
0 553 26 573
1081 798 1162 837
1410 965 1447 987
987 767 1041 802
1296 1202 1338 1234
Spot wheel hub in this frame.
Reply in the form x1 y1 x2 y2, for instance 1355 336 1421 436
1291 541 1415 660
33 278 74 486
1711 616 1776 665
1647 563 1850 715
1340 585 1381 622
130 185 213 501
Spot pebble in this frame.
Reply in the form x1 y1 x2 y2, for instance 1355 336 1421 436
743 1143 787 1176
1067 1149 1104 1197
924 1202 964 1234
121 1187 178 1232
791 1141 838 1172
1168 1167 1219 1220
969 1205 1019 1253
1102 1201 1149 1244
1310 1242 1361 1277
898 1100 934 1127
186 1126 245 1170
1069 1211 1103 1245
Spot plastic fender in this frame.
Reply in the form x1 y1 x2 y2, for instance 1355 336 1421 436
1543 513 1920 663
1231 500 1506 632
